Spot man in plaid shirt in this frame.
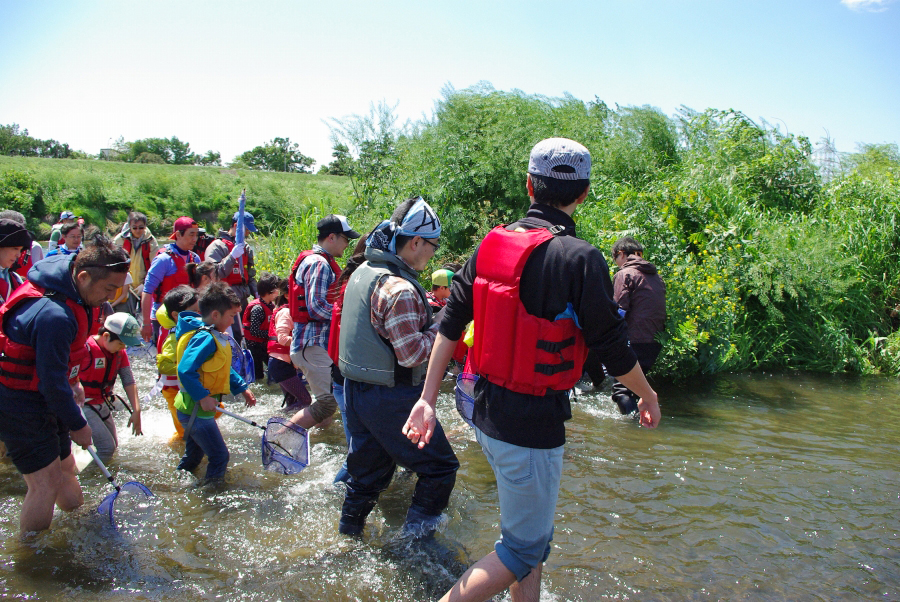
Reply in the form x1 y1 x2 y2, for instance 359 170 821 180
288 215 359 430
337 197 459 538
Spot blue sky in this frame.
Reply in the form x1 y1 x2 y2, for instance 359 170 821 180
1 0 897 168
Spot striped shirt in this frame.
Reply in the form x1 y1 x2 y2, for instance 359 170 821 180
370 273 438 368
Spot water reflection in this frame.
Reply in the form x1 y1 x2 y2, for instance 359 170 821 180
1 355 898 600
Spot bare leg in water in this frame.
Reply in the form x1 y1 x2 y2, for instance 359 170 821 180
20 454 83 534
439 552 543 602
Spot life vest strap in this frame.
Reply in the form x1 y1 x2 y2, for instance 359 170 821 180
536 336 576 354
0 367 33 379
80 379 114 390
0 354 35 366
534 360 576 376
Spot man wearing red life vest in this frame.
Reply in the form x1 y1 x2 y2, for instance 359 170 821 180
140 217 201 343
404 138 662 602
0 236 129 534
205 211 257 344
286 214 358 430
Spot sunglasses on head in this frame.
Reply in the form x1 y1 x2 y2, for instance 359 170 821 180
79 259 131 269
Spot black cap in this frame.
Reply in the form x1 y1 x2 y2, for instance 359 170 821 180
316 214 360 239
0 218 32 249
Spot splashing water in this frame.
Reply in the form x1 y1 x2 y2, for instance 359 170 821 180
1 352 899 600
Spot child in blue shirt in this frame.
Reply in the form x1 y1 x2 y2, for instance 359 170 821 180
173 282 257 480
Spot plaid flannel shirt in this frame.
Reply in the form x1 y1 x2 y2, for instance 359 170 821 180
370 273 439 368
292 245 337 350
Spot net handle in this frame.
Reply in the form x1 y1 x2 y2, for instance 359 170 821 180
217 407 266 431
86 446 121 493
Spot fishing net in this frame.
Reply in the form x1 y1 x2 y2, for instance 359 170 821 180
261 417 310 474
97 481 155 529
454 373 477 428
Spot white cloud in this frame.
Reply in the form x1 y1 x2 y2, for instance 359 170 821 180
841 0 893 11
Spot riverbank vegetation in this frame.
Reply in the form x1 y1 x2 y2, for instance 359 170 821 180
326 84 900 379
2 83 898 379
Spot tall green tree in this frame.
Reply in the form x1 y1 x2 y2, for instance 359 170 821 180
196 150 222 166
329 101 403 207
129 138 173 163
318 143 354 176
234 137 315 173
168 136 195 165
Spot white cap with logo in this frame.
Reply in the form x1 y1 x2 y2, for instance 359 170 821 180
528 138 591 181
104 312 143 347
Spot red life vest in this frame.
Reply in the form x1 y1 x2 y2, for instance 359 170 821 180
194 232 215 257
80 335 123 403
471 226 588 396
0 271 24 305
122 236 152 272
154 247 196 301
451 337 468 364
326 282 348 365
89 303 110 336
288 250 341 324
267 305 290 356
242 298 273 344
0 282 93 391
13 246 33 280
219 238 250 286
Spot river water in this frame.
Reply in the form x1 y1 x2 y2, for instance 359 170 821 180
1 350 898 601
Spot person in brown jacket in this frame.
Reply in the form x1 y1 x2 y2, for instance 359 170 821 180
610 235 666 414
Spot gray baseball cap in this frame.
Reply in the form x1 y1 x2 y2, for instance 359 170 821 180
528 138 591 181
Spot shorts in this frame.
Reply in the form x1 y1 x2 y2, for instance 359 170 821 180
0 407 72 475
267 356 298 384
475 427 563 581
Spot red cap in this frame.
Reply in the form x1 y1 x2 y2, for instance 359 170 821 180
170 216 198 239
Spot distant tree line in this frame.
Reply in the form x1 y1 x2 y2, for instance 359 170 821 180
0 123 91 159
106 135 222 166
1 123 339 175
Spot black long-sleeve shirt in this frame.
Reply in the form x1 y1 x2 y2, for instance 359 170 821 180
440 203 637 448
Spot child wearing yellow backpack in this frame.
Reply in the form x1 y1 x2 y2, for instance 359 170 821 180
156 285 200 436
174 282 257 480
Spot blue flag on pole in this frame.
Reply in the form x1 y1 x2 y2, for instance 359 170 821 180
236 189 246 246
235 189 246 280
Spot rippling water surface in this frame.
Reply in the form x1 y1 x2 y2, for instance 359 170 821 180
1 350 898 601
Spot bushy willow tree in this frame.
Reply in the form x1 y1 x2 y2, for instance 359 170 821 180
328 83 900 378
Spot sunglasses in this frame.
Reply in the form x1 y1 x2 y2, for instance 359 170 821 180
423 238 440 251
80 259 132 269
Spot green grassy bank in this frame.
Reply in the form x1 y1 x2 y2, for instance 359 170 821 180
0 155 355 238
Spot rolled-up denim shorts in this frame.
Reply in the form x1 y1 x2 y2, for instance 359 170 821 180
474 426 563 581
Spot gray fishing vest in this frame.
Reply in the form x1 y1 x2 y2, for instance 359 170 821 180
338 247 433 387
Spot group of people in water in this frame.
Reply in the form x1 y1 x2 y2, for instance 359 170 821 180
0 137 666 602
